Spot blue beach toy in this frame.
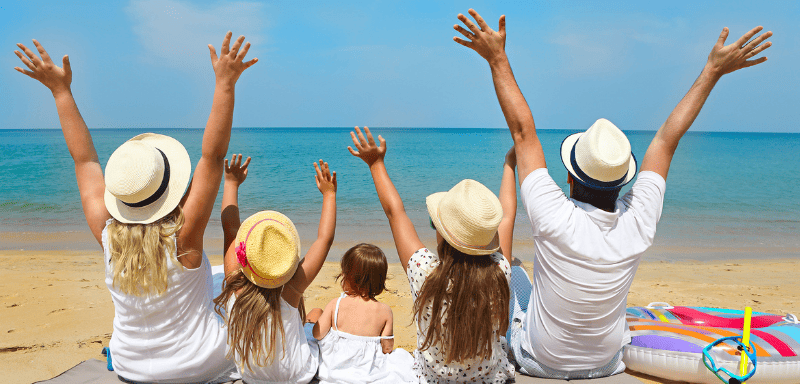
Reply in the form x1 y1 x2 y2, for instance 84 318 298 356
702 336 757 384
101 347 114 371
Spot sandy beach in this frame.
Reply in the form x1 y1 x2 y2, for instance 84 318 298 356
2 247 799 384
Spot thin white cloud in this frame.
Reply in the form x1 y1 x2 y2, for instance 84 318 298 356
126 0 266 73
548 15 688 76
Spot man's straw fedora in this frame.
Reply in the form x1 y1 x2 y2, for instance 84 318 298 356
560 118 637 191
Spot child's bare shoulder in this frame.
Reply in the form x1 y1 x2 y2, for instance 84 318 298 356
375 300 393 317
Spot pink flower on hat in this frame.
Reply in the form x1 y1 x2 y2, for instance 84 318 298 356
235 242 248 267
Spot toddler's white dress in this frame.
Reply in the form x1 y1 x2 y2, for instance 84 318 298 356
317 293 416 384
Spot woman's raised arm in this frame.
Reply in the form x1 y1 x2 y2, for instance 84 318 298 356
348 127 424 272
14 40 110 244
178 32 257 268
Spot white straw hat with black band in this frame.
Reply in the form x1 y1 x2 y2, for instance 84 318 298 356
104 133 192 224
426 179 502 256
560 118 637 191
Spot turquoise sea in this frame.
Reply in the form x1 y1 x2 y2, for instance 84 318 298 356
1 128 798 261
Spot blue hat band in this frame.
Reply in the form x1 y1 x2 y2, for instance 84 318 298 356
569 141 631 191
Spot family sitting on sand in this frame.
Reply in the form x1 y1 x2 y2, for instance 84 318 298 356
13 8 772 384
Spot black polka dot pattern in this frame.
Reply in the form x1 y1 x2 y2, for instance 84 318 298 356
406 248 514 383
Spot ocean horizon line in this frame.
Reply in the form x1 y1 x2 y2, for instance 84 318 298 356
2 127 799 135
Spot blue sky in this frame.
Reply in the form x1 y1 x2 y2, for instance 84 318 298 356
1 0 798 132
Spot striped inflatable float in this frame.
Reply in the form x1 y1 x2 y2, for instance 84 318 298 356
624 303 800 383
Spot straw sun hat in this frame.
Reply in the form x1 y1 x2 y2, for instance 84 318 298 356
426 179 502 256
104 133 192 224
235 211 300 289
560 118 637 191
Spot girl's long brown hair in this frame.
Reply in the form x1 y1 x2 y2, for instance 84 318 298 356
213 270 305 372
413 240 510 363
106 206 184 296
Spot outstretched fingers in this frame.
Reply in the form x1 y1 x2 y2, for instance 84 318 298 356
221 31 232 55
743 30 773 52
241 156 251 170
743 56 768 68
468 9 490 32
14 66 35 78
62 55 71 74
32 39 52 64
498 15 506 35
17 43 42 67
349 131 363 151
735 26 763 48
454 24 475 40
208 44 218 63
355 126 369 147
453 37 474 48
364 126 377 146
14 50 36 71
229 35 245 57
457 13 480 34
717 27 730 47
236 42 251 62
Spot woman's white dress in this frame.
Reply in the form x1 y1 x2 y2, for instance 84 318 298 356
317 293 416 384
102 220 235 383
226 295 320 384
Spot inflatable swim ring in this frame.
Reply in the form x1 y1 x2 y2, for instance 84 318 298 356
624 303 800 384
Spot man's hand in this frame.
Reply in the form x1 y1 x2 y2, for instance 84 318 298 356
208 31 258 89
14 40 72 96
314 159 337 196
224 154 251 186
453 9 507 65
348 127 386 167
706 26 772 78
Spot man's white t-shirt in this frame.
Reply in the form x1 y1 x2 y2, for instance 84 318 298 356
519 169 666 371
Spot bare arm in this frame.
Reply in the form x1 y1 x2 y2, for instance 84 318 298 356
178 32 258 268
221 154 250 276
380 307 394 354
641 26 772 180
498 147 517 264
348 127 424 272
283 160 337 307
15 40 110 244
312 298 337 340
453 10 546 183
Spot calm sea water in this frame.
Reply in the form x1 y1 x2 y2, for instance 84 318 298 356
1 128 798 260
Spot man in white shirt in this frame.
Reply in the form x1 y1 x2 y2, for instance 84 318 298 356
452 8 773 379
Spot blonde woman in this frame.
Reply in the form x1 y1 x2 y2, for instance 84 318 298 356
348 127 517 383
13 32 256 383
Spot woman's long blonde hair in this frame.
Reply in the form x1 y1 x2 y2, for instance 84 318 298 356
106 206 184 296
413 240 510 363
214 270 305 372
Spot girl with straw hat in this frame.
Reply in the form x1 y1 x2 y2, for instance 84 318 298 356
213 155 337 384
348 127 519 383
13 32 257 383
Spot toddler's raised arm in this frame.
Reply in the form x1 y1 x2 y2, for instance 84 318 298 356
348 127 424 272
221 154 250 276
283 160 337 308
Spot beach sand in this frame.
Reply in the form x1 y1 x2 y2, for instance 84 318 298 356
2 249 799 384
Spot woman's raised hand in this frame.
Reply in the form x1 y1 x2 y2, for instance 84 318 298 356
314 159 337 196
208 31 258 88
14 40 72 95
348 126 386 167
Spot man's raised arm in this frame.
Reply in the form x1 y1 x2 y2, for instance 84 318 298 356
453 9 546 183
641 26 772 181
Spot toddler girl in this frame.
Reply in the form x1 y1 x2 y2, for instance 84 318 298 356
309 243 415 384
